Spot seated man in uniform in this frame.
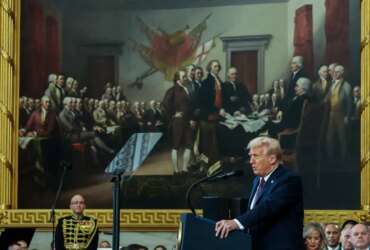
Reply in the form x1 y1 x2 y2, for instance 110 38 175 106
55 194 98 250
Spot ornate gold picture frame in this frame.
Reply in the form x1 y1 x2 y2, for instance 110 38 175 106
0 0 369 231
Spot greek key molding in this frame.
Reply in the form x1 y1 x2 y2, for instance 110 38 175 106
0 209 369 231
0 209 190 231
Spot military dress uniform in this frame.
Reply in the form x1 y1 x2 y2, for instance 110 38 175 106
55 215 98 250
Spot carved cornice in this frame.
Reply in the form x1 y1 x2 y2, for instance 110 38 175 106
0 209 190 231
0 100 14 126
0 48 15 70
361 34 370 51
0 153 12 172
0 209 368 231
0 0 15 22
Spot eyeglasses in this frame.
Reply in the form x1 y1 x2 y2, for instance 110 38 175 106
71 201 85 205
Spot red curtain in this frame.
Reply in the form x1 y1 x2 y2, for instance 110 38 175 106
46 16 60 75
23 0 46 98
293 5 314 79
325 0 349 68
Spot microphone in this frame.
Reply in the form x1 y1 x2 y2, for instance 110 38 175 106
60 160 72 170
209 170 244 181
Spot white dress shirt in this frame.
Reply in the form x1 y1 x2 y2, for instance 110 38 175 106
234 165 279 230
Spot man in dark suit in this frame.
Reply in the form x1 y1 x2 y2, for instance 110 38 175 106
215 136 304 250
198 60 223 164
268 77 311 137
162 69 193 173
222 67 252 115
287 56 306 100
44 74 66 113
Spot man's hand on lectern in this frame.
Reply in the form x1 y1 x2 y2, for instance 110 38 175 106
215 219 238 239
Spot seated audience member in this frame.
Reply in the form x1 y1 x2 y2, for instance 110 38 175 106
269 79 279 96
23 96 58 137
8 243 21 250
127 244 148 250
222 67 252 115
140 101 146 115
115 86 127 101
34 98 41 110
132 101 144 129
93 100 110 127
258 94 265 111
251 94 260 112
342 220 359 230
59 97 114 155
350 223 369 250
324 223 341 250
102 87 114 100
153 245 167 250
19 96 30 129
143 100 163 131
270 93 281 120
341 226 354 250
26 97 35 115
66 79 80 97
262 93 272 111
94 99 100 110
268 77 311 137
99 240 112 248
278 79 286 101
74 98 95 130
106 100 118 125
16 240 28 250
303 223 326 250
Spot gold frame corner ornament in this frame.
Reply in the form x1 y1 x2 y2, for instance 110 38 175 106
0 0 370 231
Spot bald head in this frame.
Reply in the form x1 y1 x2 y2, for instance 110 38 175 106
350 224 369 249
70 194 86 216
325 223 341 247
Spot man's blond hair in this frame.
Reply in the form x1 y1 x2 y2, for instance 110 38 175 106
248 137 282 160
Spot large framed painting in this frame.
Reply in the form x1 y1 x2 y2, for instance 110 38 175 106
0 0 370 230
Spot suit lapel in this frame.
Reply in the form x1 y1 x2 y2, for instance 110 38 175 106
254 165 285 206
248 177 259 208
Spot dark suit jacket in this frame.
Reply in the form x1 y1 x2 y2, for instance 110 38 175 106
199 74 222 120
236 165 304 250
222 81 252 114
287 69 306 100
185 80 202 120
281 94 307 129
20 107 30 128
